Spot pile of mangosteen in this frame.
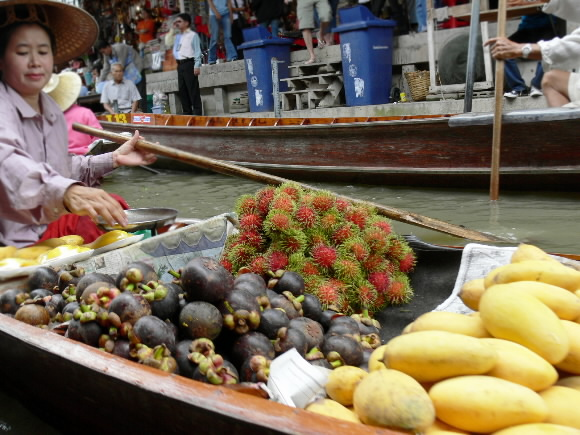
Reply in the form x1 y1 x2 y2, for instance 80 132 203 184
0 257 383 386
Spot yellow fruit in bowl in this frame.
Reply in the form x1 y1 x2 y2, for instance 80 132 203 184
0 246 17 260
0 257 39 269
58 235 85 246
37 245 91 263
85 230 131 249
14 245 51 260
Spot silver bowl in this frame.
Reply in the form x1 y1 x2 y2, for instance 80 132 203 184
98 208 178 232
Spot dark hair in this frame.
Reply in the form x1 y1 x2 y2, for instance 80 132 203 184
0 21 56 60
95 40 111 51
176 13 191 26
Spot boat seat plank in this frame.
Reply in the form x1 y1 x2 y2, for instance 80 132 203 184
449 107 580 127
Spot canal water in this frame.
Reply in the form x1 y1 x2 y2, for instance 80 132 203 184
102 167 580 254
1 166 579 433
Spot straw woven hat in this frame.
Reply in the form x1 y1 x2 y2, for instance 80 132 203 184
43 71 81 112
0 0 98 65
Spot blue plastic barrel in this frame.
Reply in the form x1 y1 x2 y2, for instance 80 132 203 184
239 28 293 112
333 6 396 106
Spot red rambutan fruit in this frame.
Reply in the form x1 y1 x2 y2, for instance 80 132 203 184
271 192 296 214
363 227 390 254
238 230 263 249
388 237 405 259
249 255 269 275
235 195 258 215
311 244 338 268
362 254 388 273
256 186 276 216
264 211 293 234
386 278 413 305
314 279 343 309
275 229 307 254
279 183 302 200
295 205 317 228
356 281 379 309
333 256 362 282
239 213 263 231
335 198 350 212
311 192 335 212
220 257 233 272
344 206 370 230
398 252 416 273
368 271 390 294
268 250 289 271
301 259 321 277
319 211 341 232
332 223 355 245
371 218 392 234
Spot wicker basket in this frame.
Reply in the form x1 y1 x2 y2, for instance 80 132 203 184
404 70 431 102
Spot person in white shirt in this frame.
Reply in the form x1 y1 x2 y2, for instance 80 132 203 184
485 0 580 107
173 13 203 115
100 63 142 114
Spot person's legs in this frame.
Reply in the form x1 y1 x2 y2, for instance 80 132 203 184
208 14 219 64
303 29 316 63
177 64 193 114
297 0 316 63
221 14 238 61
315 0 332 45
190 74 203 115
542 69 572 107
504 59 527 96
270 18 280 38
530 61 544 90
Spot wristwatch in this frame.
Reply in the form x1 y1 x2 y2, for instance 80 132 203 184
521 43 533 59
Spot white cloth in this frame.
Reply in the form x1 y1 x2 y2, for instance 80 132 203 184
177 28 203 68
538 0 580 71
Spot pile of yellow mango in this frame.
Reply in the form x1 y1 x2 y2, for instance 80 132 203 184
306 244 580 434
0 230 132 269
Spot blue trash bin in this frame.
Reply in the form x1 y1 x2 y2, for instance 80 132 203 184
333 6 396 106
239 28 293 113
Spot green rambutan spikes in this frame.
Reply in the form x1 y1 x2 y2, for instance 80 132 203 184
338 236 370 263
264 210 294 235
235 194 258 215
272 228 308 254
278 182 304 201
288 252 307 271
270 191 298 214
367 215 393 234
304 227 330 249
332 222 359 245
318 209 343 234
310 191 336 213
354 279 379 310
333 254 363 283
362 227 390 255
226 243 257 270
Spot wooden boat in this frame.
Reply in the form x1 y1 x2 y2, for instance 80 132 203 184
0 215 577 434
96 108 580 190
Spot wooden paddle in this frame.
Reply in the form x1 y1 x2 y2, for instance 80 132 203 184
73 123 508 242
490 0 508 200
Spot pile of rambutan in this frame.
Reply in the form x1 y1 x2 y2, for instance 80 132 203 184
221 183 416 315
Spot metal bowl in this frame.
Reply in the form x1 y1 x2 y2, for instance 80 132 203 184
98 208 179 232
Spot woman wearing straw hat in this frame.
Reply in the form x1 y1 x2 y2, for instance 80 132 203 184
44 70 103 155
0 0 157 248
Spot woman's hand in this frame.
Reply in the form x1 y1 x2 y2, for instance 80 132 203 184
484 36 523 60
112 130 157 168
63 185 129 227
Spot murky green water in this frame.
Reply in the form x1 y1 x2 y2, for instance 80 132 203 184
103 167 580 254
2 167 579 433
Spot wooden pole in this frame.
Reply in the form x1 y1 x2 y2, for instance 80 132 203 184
490 0 507 200
74 123 508 243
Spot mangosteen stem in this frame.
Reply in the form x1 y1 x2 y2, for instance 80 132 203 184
168 270 180 279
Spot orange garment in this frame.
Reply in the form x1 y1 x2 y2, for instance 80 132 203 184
137 18 156 43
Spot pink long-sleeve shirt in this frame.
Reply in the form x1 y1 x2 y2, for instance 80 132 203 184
64 104 103 155
0 82 115 247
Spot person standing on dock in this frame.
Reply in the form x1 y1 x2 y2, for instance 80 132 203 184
207 0 238 64
0 0 157 248
172 13 203 116
297 0 333 65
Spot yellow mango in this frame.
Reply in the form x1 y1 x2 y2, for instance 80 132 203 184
37 245 91 263
487 280 580 321
410 311 491 338
493 423 580 435
479 284 569 364
554 321 580 375
35 238 66 248
367 344 387 372
14 245 51 260
459 278 485 311
0 257 39 269
484 260 580 292
382 330 497 383
424 419 468 434
511 243 562 264
556 376 580 391
58 235 85 246
85 230 130 249
305 399 361 424
325 365 368 406
429 375 548 433
481 338 558 391
0 246 17 260
540 386 580 429
353 369 435 431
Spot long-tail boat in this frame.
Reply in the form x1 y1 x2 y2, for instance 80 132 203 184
1 215 578 434
96 108 580 191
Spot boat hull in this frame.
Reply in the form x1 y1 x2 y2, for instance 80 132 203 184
98 112 580 190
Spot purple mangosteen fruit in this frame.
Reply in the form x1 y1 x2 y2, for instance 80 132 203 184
179 301 223 340
179 257 234 304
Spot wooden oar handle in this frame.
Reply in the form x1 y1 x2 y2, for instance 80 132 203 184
73 122 508 243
